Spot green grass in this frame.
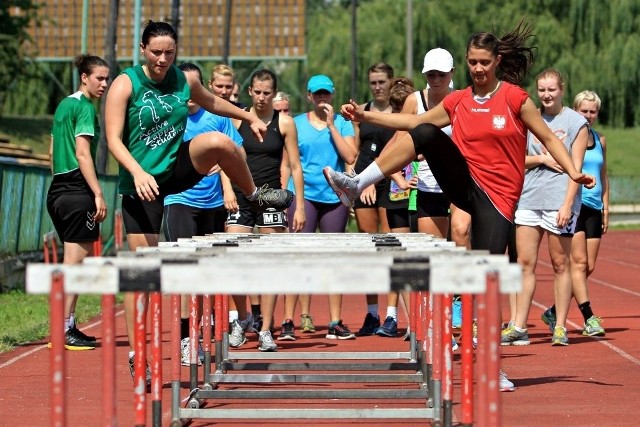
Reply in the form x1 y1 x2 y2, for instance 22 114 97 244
597 126 640 177
0 290 122 353
0 115 52 155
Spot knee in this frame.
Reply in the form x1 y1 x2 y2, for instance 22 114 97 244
408 123 440 153
196 131 233 151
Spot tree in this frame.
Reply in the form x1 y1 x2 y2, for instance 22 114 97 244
0 0 41 117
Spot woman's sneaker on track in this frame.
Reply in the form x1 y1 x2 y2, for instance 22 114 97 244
501 325 530 346
326 321 356 340
583 316 605 336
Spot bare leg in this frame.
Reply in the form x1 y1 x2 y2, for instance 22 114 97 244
514 226 544 330
62 242 93 328
548 234 573 330
124 233 159 351
189 132 256 196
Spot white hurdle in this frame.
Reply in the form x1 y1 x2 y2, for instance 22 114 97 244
27 232 520 427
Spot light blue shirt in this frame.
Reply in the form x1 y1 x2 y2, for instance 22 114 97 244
289 113 355 203
164 108 243 208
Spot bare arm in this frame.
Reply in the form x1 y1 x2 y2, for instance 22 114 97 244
281 114 306 232
186 72 267 142
105 74 160 200
341 99 450 131
524 153 562 172
599 132 610 233
324 103 357 164
520 98 595 188
555 125 588 227
76 135 106 222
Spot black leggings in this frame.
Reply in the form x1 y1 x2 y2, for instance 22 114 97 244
408 123 513 255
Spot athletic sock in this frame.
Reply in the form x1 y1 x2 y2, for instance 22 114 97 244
180 318 190 340
367 304 378 316
251 304 262 317
69 312 76 329
386 306 398 322
246 187 258 201
64 318 70 333
229 310 239 323
514 326 527 333
357 162 385 192
578 301 594 322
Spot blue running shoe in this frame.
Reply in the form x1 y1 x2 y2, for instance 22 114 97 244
452 298 462 329
541 307 556 333
375 316 398 337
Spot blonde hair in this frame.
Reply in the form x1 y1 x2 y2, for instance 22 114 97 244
273 91 290 103
573 90 601 111
209 64 235 83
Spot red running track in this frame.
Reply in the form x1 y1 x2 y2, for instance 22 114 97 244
0 230 638 426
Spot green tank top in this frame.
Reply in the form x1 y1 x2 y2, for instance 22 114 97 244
119 64 190 194
51 91 98 175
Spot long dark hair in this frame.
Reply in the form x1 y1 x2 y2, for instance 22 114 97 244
467 19 536 85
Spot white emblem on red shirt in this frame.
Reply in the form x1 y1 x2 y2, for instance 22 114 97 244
492 115 506 130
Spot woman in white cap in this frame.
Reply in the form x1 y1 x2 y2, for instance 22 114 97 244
280 74 359 340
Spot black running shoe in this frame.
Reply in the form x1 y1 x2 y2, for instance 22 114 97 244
69 326 96 342
358 313 380 336
277 319 296 341
326 320 356 340
249 185 294 210
128 356 152 391
60 328 96 350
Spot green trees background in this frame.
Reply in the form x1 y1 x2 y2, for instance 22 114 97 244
304 0 640 128
3 0 640 127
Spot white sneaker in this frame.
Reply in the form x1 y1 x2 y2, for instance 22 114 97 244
229 314 253 348
499 370 515 392
180 337 204 366
322 166 359 206
229 320 247 348
258 330 278 352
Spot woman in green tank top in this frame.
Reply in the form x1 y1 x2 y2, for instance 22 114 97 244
105 20 294 387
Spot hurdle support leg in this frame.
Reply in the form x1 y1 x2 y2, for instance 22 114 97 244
102 294 116 425
170 295 182 426
151 291 163 427
133 292 147 427
442 293 453 427
460 294 474 427
50 271 66 427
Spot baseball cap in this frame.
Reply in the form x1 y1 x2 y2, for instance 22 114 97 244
307 74 335 93
422 48 454 73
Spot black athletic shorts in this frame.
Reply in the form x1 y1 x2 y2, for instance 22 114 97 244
122 141 205 234
415 190 450 218
386 207 410 229
163 203 226 241
575 204 603 239
46 170 99 243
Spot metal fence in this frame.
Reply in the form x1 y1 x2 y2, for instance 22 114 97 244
0 161 120 256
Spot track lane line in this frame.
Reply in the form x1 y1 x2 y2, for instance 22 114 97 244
0 309 125 369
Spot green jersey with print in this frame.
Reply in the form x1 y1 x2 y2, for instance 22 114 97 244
119 64 189 194
51 91 98 175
